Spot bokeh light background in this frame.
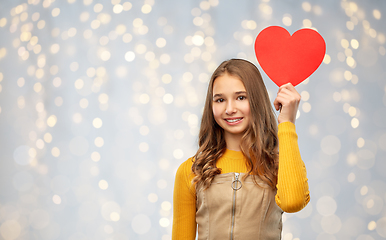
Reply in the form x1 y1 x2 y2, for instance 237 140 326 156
0 0 385 239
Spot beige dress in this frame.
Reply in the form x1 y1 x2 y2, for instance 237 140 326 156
196 172 283 240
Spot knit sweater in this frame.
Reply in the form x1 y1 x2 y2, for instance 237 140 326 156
172 121 310 239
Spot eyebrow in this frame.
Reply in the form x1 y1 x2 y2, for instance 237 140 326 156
213 91 247 99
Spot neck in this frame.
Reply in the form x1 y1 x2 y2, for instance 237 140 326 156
224 132 242 151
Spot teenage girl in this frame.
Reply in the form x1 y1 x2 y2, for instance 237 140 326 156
172 59 310 240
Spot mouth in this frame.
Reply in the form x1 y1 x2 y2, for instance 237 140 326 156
224 117 243 124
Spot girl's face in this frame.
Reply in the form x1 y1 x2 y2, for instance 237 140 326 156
212 73 251 140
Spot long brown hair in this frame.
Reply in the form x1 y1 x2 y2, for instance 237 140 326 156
191 59 279 191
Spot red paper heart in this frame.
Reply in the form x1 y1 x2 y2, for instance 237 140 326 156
254 26 326 87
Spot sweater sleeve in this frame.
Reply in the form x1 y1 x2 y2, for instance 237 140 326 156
172 158 197 240
275 121 310 213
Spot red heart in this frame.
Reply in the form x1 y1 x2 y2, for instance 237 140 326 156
254 26 326 87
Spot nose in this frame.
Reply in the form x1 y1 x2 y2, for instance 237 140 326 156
226 100 236 115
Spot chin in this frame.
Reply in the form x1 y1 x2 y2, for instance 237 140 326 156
224 127 247 136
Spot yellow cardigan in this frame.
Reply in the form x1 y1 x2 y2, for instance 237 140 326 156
172 122 310 239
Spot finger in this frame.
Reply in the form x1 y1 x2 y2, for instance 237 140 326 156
273 98 280 111
275 89 295 107
277 88 295 100
279 82 292 90
282 83 300 96
276 94 300 110
274 95 287 109
282 82 293 88
277 84 294 97
277 83 288 93
273 97 283 111
277 88 301 102
277 84 292 97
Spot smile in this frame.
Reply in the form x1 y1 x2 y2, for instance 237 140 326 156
224 118 243 124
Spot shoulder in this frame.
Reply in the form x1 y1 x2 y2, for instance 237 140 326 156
177 157 194 170
176 157 194 180
175 157 196 195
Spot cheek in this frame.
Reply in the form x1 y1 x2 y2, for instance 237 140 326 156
212 105 222 120
242 102 251 117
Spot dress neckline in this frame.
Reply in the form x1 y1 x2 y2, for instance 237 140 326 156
223 149 245 159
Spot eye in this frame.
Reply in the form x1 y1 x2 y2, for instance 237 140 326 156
237 96 247 100
215 98 224 103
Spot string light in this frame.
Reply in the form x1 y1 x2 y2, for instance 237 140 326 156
0 1 384 239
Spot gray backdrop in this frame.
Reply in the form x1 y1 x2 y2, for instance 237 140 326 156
0 0 385 239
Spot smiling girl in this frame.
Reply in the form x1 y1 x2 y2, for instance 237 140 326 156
172 59 310 240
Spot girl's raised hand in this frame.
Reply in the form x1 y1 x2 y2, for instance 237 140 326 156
273 83 301 124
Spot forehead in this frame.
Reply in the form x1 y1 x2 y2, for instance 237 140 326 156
212 74 246 94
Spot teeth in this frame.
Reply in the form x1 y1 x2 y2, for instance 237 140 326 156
226 118 242 123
